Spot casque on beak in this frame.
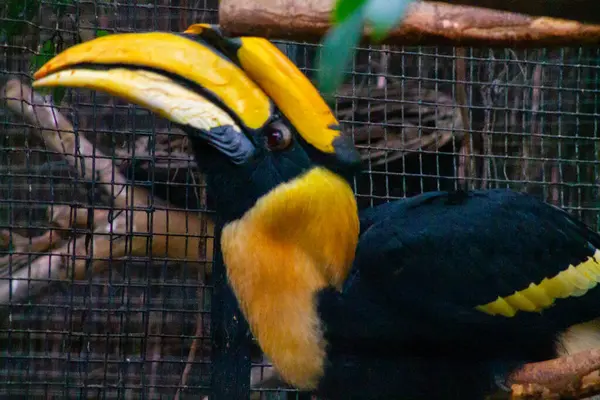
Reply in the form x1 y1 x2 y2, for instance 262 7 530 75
32 28 361 167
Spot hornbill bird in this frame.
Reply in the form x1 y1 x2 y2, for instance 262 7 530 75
31 24 600 399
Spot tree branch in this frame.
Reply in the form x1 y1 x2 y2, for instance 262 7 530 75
219 0 600 47
440 0 600 25
509 348 600 399
0 79 215 312
2 79 138 210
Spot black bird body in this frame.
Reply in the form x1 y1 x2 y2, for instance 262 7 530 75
33 25 600 400
317 189 600 399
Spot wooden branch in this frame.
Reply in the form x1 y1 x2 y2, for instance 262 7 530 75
219 0 600 47
114 147 197 170
509 348 600 399
0 79 215 310
439 0 600 25
0 228 63 254
2 79 137 210
0 235 85 310
0 209 158 312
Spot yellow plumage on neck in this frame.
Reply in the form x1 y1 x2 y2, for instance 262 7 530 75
220 166 359 389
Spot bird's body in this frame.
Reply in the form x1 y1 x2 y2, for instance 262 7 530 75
32 25 600 399
317 188 600 399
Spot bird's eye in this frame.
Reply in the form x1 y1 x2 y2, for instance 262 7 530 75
264 122 292 151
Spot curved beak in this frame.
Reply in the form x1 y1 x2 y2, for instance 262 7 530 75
32 28 362 168
185 24 361 168
32 32 275 164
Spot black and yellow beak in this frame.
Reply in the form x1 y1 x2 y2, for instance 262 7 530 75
33 26 361 167
32 31 270 164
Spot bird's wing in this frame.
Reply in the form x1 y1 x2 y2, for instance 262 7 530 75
346 189 600 343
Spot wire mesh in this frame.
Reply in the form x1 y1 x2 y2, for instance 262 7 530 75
2 0 600 399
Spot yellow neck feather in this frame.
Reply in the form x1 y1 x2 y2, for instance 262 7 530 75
220 167 359 389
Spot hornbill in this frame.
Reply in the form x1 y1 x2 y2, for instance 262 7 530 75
31 24 600 399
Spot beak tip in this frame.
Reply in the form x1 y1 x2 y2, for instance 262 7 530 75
33 65 49 80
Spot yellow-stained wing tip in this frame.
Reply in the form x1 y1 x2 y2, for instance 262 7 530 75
476 251 600 318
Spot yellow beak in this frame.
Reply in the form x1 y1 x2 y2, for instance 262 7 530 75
32 27 361 167
33 31 273 132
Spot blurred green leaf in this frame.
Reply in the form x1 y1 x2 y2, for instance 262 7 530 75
318 0 415 96
52 87 66 105
365 0 413 41
95 29 110 38
316 7 365 98
4 0 40 39
333 0 367 23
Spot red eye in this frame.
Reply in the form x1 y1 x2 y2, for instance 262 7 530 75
264 122 292 151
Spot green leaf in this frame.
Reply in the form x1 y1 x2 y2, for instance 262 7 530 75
316 7 365 98
96 29 110 38
333 0 367 23
52 87 67 105
364 0 413 41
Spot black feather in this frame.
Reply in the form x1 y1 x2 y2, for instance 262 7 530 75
316 189 600 399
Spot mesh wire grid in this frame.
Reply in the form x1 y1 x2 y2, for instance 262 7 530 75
2 1 600 399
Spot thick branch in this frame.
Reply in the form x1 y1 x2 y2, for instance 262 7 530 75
0 210 159 313
508 348 600 399
0 228 63 254
0 80 215 310
0 236 85 310
1 79 137 210
441 0 600 25
219 0 600 47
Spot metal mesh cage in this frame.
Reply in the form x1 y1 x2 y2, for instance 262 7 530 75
2 0 600 399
